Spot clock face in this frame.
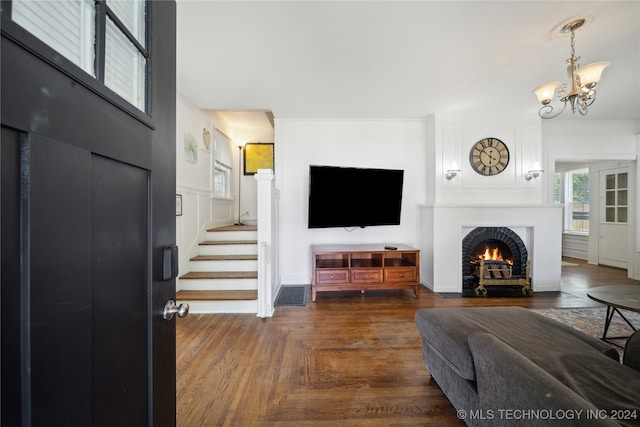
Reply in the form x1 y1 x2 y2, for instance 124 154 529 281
469 138 510 176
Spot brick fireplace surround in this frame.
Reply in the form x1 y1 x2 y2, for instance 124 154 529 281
462 226 529 292
420 204 563 294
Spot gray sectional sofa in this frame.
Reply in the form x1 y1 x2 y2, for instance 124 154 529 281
415 306 640 426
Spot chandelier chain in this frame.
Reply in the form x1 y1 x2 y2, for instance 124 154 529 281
570 29 576 60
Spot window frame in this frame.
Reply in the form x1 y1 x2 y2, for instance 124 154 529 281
213 161 232 199
1 0 153 128
98 1 149 110
603 171 628 224
562 168 590 235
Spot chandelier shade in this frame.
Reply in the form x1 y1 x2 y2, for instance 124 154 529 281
576 61 610 88
532 18 609 119
532 81 561 104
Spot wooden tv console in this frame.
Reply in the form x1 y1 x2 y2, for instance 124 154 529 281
311 244 420 301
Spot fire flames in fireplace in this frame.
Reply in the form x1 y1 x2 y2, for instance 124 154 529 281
471 245 513 265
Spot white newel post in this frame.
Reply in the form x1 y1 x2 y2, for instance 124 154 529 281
255 169 275 318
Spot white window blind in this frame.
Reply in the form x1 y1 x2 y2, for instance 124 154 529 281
105 16 146 110
214 129 233 167
12 0 95 76
106 0 146 47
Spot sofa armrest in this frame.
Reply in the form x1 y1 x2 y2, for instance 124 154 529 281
623 330 640 372
468 332 619 426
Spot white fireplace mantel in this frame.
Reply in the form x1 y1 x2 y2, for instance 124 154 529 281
419 204 563 293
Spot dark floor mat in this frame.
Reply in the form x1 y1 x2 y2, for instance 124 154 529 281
274 286 307 306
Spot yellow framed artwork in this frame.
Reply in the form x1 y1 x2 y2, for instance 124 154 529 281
244 143 274 175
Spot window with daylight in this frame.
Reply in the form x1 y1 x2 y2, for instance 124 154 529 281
564 169 590 233
212 129 233 199
604 172 628 224
11 0 148 112
553 173 562 204
213 162 231 198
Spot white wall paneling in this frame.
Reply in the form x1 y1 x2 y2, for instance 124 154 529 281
434 114 544 205
562 233 588 260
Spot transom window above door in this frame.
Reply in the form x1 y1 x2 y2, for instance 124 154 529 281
9 0 148 112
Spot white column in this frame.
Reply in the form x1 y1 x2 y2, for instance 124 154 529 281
255 169 275 318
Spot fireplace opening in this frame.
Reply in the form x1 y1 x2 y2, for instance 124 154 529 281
462 227 531 296
470 240 512 271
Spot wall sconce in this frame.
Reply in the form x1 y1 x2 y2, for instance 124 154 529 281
445 161 461 180
524 161 544 181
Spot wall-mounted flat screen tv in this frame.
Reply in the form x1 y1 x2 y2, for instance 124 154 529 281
308 165 404 228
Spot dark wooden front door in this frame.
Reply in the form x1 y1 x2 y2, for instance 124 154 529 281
1 3 177 426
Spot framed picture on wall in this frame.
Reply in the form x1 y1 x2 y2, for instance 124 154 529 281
244 143 274 175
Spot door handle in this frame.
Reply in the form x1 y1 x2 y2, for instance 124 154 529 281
163 299 189 320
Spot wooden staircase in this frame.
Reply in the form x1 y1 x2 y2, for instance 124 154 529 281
177 225 258 313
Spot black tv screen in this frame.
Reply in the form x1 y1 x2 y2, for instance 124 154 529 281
308 165 404 228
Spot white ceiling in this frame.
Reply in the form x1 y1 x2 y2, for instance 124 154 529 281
176 1 640 128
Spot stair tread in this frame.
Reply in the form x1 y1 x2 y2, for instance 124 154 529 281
200 240 257 245
179 271 258 279
177 290 257 301
207 225 257 232
191 255 257 261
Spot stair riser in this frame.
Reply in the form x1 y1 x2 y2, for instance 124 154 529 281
184 300 258 314
178 278 258 291
189 260 258 272
206 231 257 241
198 245 258 256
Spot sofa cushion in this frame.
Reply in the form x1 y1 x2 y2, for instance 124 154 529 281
415 306 619 381
469 332 636 426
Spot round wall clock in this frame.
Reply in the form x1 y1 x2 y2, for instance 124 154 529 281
469 137 510 176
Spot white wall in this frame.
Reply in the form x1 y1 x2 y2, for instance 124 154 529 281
176 95 236 277
275 118 428 285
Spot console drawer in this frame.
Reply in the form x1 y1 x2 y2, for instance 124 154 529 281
351 269 383 284
316 269 349 284
384 267 416 282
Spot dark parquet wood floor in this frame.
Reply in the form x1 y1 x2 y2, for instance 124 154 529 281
176 258 640 426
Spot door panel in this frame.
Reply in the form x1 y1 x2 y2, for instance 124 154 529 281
598 168 629 269
29 135 93 426
92 155 149 425
598 224 629 269
21 135 153 426
1 127 25 427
